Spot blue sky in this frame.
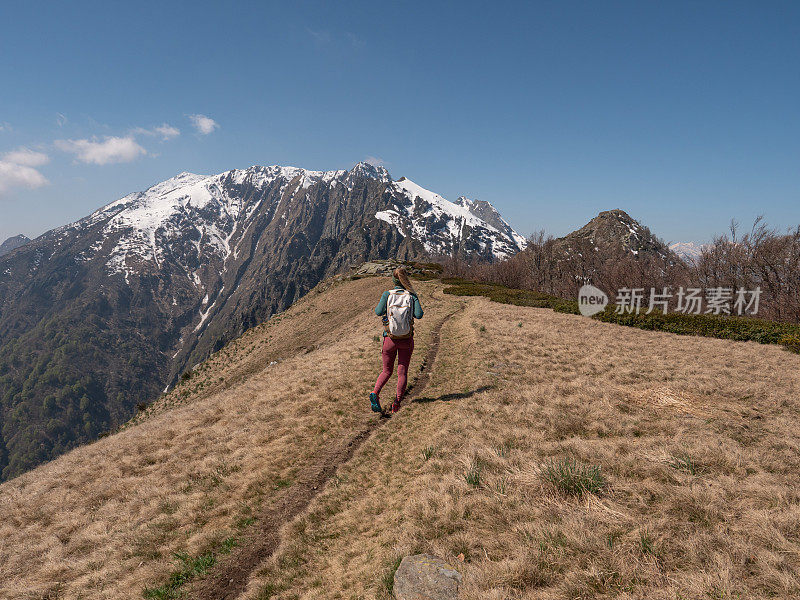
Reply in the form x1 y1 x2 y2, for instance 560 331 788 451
1 0 798 245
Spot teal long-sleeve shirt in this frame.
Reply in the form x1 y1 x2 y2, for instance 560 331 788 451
375 288 424 319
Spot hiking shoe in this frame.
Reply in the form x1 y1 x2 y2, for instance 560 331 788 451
391 399 401 413
370 392 381 413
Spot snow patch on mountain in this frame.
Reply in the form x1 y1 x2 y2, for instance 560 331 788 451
228 165 348 192
394 178 487 233
98 171 243 279
455 196 527 250
379 178 526 259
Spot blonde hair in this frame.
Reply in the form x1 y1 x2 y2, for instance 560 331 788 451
393 267 416 294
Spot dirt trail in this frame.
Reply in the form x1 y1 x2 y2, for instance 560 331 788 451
191 304 463 600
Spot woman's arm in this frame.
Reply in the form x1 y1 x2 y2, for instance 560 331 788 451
375 291 389 316
412 294 423 319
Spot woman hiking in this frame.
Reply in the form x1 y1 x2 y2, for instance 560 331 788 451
370 267 424 414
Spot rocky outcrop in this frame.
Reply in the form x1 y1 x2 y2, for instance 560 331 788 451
349 259 441 278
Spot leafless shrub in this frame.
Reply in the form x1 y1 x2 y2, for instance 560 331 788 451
693 218 800 322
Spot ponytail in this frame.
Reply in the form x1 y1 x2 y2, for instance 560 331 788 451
393 267 416 295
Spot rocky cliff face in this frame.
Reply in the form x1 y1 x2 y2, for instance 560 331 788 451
0 162 524 480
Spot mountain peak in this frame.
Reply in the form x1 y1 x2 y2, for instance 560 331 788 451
596 208 634 221
0 234 31 257
453 196 526 249
582 209 644 236
156 171 205 185
349 161 391 182
559 209 672 260
71 161 524 285
142 171 208 197
380 178 526 258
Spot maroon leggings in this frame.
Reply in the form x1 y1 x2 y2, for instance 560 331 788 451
373 336 414 401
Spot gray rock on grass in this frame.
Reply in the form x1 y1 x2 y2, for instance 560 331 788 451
393 554 462 600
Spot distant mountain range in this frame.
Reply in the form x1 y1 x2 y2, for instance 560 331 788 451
0 162 525 480
669 241 705 262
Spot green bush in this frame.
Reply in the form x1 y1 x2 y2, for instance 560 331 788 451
595 307 800 347
780 335 800 354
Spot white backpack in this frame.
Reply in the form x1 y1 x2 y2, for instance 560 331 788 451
386 289 414 339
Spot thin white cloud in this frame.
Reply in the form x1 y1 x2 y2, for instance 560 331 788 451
154 124 180 140
132 123 180 141
345 32 365 48
308 29 364 48
0 122 9 132
307 27 331 43
0 161 48 195
2 147 49 167
56 113 68 127
188 114 219 135
55 136 147 165
364 155 386 167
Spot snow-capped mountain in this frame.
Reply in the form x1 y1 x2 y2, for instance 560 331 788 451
61 163 523 283
0 161 523 480
669 241 705 263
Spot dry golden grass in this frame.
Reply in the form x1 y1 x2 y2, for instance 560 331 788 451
0 277 457 600
3 277 800 599
245 296 800 600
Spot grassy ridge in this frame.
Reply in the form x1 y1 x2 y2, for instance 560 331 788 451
442 278 800 353
441 278 580 314
247 285 800 598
